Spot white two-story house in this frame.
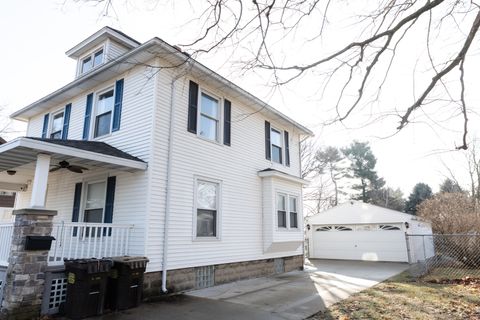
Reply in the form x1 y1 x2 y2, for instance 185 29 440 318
0 27 312 312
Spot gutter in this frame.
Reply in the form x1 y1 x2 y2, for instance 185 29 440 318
10 39 159 120
162 69 187 293
11 36 313 136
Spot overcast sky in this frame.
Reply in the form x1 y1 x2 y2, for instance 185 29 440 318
1 0 477 195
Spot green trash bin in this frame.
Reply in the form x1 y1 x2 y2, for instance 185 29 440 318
64 258 112 319
107 256 149 311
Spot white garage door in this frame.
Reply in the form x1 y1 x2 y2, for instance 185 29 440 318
311 224 408 262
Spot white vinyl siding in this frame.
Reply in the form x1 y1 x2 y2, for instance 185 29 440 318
22 56 304 273
147 69 304 271
26 62 155 162
106 40 131 61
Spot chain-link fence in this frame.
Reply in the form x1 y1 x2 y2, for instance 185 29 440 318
406 234 480 279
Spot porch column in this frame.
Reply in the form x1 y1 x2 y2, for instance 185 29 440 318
30 154 50 208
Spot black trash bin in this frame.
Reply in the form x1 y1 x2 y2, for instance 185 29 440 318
64 258 113 319
107 256 149 311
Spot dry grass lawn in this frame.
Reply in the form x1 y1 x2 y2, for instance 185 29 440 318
310 270 480 320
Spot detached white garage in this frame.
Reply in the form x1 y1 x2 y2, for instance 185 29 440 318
306 201 432 262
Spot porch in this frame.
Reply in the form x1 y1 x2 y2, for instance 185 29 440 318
0 137 148 268
0 222 133 267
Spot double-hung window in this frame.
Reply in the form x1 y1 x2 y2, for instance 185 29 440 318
83 181 106 223
81 49 104 74
276 193 299 229
94 89 114 138
50 111 64 139
271 128 282 164
277 194 287 228
199 92 220 141
289 197 298 228
196 180 219 237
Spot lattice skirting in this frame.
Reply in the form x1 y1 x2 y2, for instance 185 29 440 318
41 270 67 315
0 266 6 304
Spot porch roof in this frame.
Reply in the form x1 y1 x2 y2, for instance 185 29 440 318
0 137 147 173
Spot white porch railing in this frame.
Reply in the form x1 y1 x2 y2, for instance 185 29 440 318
0 223 14 266
48 222 134 266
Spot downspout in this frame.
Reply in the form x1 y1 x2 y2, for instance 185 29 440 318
162 71 185 293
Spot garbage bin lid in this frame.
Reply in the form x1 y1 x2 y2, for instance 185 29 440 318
110 256 149 263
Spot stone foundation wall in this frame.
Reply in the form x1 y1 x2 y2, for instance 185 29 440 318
143 255 304 298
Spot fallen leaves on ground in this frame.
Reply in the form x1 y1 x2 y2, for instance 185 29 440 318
309 272 480 320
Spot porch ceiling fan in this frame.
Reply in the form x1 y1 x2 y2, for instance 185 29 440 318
50 160 88 173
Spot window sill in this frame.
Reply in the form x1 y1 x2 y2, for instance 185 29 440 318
192 236 221 242
91 132 113 141
196 134 224 146
276 227 301 232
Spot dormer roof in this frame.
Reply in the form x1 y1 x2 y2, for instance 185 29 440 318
65 26 140 59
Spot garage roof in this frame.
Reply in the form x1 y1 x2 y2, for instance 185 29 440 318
307 201 429 225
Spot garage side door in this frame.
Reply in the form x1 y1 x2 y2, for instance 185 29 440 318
311 225 408 262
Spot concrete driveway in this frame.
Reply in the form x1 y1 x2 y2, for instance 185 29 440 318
188 259 408 320
95 259 408 320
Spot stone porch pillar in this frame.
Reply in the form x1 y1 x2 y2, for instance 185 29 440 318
0 208 57 320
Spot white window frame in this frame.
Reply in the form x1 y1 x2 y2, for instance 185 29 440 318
270 126 284 165
91 86 115 139
192 176 222 240
275 192 301 230
48 108 65 139
196 87 223 144
78 45 105 76
79 178 108 224
289 196 299 229
276 193 287 229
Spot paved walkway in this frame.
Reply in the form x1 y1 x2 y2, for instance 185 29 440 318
93 259 408 320
188 259 408 319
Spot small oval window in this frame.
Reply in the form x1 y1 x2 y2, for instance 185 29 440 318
379 224 400 231
316 226 333 232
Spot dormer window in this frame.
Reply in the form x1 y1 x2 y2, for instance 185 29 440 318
81 49 104 74
50 111 64 139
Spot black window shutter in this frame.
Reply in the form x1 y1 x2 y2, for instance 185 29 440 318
62 103 72 140
82 93 93 140
72 182 82 236
265 121 271 160
103 176 116 236
41 114 49 138
284 131 290 167
112 79 124 132
223 99 231 146
104 176 116 224
188 80 199 133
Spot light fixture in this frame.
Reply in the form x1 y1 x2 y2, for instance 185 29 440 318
6 170 16 176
